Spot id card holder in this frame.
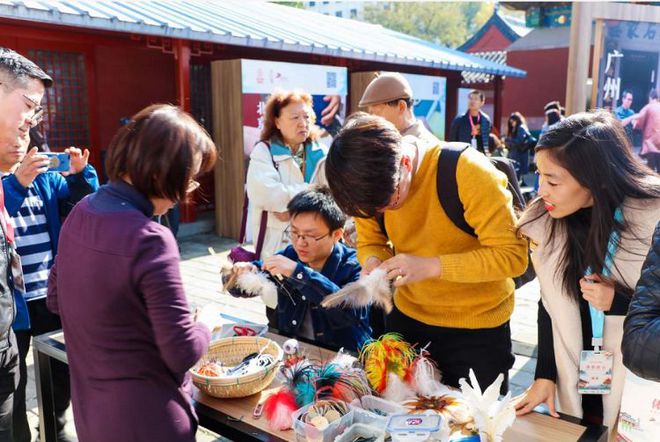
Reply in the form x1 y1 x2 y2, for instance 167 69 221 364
578 350 613 395
9 248 26 293
470 137 477 149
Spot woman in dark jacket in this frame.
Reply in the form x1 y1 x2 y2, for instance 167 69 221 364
504 112 535 179
47 105 218 442
623 221 660 382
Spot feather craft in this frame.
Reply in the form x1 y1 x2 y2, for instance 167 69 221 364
459 369 515 442
263 389 298 431
223 269 278 301
320 268 393 313
358 333 415 394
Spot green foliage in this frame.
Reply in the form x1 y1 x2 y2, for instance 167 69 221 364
363 2 494 49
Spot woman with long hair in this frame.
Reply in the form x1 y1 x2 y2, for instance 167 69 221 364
504 111 534 178
514 111 660 438
245 90 328 324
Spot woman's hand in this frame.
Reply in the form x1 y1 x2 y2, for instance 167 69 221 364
262 255 297 278
379 254 441 287
194 303 223 333
579 274 615 311
514 379 559 417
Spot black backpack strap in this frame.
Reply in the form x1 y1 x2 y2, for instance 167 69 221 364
437 142 476 237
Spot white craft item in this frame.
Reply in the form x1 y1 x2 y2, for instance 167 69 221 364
235 271 278 300
458 369 515 442
320 268 393 313
383 373 417 403
283 339 299 355
411 356 447 397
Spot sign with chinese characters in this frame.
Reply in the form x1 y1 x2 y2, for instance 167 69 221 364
578 350 613 395
240 59 348 157
595 20 660 113
617 370 660 442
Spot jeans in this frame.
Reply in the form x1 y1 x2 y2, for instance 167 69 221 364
13 298 71 442
0 330 18 442
386 306 515 395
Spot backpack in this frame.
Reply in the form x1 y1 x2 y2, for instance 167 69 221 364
377 142 535 288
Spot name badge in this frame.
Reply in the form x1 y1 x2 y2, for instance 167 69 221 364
471 137 477 149
10 249 26 293
578 350 613 395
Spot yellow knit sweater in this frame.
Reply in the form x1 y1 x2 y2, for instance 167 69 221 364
356 145 528 329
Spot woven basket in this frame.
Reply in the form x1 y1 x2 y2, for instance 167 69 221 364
191 336 283 399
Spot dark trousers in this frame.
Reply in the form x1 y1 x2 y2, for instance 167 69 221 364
387 306 514 395
0 330 18 442
508 149 529 179
13 299 71 442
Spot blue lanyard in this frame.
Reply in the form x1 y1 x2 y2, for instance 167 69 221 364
584 207 624 350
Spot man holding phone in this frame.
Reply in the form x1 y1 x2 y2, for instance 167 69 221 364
0 47 99 442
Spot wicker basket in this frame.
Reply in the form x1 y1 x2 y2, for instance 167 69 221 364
191 336 283 399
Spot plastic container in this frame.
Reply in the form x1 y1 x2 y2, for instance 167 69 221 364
293 403 354 442
351 395 408 426
386 414 444 442
333 423 386 442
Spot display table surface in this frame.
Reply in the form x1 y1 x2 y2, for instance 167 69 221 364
33 331 608 442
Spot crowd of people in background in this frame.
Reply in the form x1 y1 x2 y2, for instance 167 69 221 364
0 46 659 442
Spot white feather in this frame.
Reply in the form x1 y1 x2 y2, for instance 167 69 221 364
383 373 416 403
459 369 516 442
412 357 447 397
235 272 278 299
321 268 393 312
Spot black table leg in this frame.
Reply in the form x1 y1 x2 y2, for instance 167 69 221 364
33 346 58 442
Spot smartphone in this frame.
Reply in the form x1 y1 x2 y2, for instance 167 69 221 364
39 152 70 173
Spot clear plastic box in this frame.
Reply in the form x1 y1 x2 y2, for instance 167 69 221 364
292 403 354 442
333 423 386 442
351 395 408 426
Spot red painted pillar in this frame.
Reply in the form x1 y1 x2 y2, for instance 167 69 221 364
494 75 503 135
174 39 196 223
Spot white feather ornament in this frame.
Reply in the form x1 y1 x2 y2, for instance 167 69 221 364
382 373 416 403
459 369 516 442
320 268 393 312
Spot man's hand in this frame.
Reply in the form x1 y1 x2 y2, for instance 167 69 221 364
321 95 340 126
580 274 615 311
379 254 441 287
361 256 382 277
15 147 49 188
262 255 298 278
63 147 90 176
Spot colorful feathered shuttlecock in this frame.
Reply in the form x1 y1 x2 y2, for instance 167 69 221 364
383 372 417 403
223 270 277 301
278 360 317 407
320 268 393 313
459 369 516 442
313 363 371 403
263 389 298 431
358 333 416 394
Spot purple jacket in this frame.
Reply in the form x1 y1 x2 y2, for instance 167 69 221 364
47 181 210 442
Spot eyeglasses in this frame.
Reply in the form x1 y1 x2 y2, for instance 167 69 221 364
186 180 200 193
284 227 330 244
22 94 44 127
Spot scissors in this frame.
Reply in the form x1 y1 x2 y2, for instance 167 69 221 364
233 326 257 336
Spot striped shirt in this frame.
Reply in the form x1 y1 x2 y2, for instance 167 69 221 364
10 185 53 301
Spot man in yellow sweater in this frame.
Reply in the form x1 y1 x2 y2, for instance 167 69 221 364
325 113 528 393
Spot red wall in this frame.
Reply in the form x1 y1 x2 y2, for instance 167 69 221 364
467 26 513 53
94 46 176 154
502 47 569 132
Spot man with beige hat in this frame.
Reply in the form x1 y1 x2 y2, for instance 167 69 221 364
359 73 439 145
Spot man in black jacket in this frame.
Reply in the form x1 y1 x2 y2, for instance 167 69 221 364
449 89 491 154
0 47 53 441
623 221 660 382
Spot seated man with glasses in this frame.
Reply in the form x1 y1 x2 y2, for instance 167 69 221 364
228 186 371 351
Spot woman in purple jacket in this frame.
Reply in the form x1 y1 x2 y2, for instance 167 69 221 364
47 104 218 441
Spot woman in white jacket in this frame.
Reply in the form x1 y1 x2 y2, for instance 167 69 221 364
515 111 660 440
246 90 328 323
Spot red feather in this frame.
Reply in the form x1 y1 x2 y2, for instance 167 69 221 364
263 389 298 431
